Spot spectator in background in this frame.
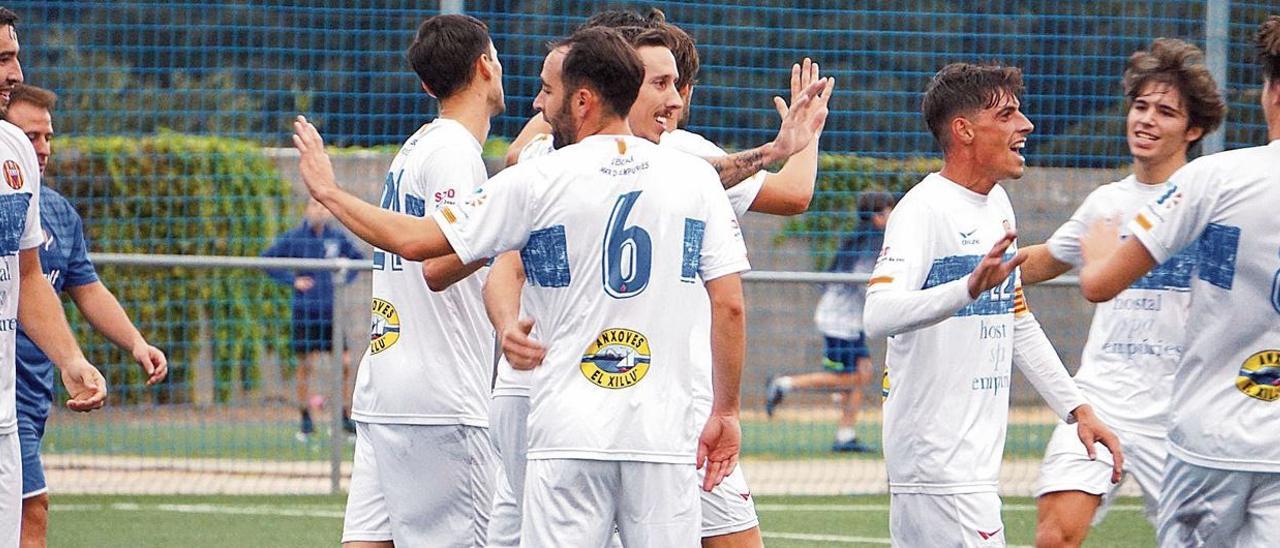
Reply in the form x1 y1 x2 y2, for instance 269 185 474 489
7 83 167 548
262 198 364 442
765 191 894 453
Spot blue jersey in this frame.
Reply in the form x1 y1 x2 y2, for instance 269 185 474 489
261 221 364 319
15 186 99 426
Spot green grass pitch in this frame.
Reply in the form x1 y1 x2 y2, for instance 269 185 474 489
49 494 1155 547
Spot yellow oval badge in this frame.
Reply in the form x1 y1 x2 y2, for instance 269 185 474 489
580 328 651 389
369 298 401 354
1235 349 1280 402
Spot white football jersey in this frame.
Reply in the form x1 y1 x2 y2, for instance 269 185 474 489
1128 140 1280 473
1047 175 1192 437
434 134 749 463
494 129 760 408
352 118 494 427
0 120 43 434
661 129 766 218
869 173 1031 494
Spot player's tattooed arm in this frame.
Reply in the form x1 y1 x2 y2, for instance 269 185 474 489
706 148 768 190
706 67 831 191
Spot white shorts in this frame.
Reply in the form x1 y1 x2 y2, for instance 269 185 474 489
890 491 1005 547
487 395 530 548
521 459 699 548
342 422 496 546
1035 422 1165 525
1158 454 1280 548
1 432 19 548
700 465 760 537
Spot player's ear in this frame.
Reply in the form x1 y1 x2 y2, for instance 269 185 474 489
1184 125 1205 145
476 53 496 81
951 116 974 145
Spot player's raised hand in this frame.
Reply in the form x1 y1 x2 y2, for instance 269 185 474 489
770 60 832 160
967 230 1025 299
292 115 340 201
132 341 168 386
1081 217 1121 267
502 318 546 370
61 358 107 412
1072 404 1125 484
696 413 741 492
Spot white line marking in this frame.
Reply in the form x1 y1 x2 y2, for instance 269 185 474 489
762 531 1031 548
755 503 1143 512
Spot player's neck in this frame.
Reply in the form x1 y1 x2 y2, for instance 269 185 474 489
939 159 996 195
438 95 492 148
1132 154 1185 186
573 115 632 142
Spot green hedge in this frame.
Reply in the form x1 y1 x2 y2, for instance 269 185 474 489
47 133 294 404
782 154 943 269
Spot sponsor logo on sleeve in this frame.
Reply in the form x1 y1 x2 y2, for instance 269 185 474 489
580 328 651 389
1236 349 1280 402
369 298 401 354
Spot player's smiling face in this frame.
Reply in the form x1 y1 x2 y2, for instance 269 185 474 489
627 45 681 144
1126 81 1201 166
969 91 1033 181
0 25 23 116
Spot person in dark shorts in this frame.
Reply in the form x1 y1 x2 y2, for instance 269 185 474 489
766 191 894 453
263 198 364 441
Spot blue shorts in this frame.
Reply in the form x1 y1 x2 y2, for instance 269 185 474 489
17 414 47 498
822 334 870 373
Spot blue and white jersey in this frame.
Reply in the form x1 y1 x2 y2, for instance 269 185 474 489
352 118 493 427
0 120 44 435
1048 175 1193 437
868 173 1035 494
14 186 99 427
435 134 749 464
1129 140 1280 473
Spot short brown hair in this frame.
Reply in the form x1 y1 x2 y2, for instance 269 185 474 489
580 9 698 92
1257 15 1280 83
0 8 15 29
558 27 644 119
1123 38 1226 144
9 83 55 111
921 63 1025 151
405 14 491 100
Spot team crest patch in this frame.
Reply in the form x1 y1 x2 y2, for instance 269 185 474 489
1235 349 1280 402
369 298 401 354
3 160 22 190
580 328 651 389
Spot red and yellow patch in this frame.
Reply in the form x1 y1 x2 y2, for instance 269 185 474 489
3 159 22 190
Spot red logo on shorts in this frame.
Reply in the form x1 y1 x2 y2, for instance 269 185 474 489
977 527 1003 540
3 160 22 190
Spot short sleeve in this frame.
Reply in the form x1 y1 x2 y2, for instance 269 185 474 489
62 212 99 288
1045 189 1110 267
433 163 538 265
1128 161 1217 264
411 144 487 215
19 172 42 250
697 175 751 282
725 171 766 217
866 197 932 294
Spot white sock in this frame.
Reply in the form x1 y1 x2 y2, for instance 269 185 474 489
836 427 857 443
775 376 794 391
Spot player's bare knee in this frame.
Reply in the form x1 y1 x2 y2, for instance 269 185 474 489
1034 516 1085 548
